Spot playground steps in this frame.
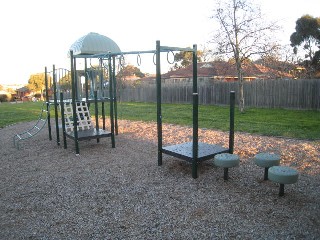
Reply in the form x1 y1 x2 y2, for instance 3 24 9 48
13 103 49 149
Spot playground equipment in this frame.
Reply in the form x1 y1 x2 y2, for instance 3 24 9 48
155 41 236 179
13 102 49 149
59 91 113 148
43 32 235 176
43 33 121 154
45 63 116 155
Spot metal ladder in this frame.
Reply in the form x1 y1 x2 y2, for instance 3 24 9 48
13 102 49 149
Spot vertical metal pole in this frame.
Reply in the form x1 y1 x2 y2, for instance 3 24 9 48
192 44 198 179
74 58 79 101
264 167 269 180
279 184 285 196
94 91 100 143
53 65 60 146
108 56 115 148
102 102 105 130
70 51 80 155
224 168 229 180
45 66 52 141
113 56 118 135
156 41 162 166
229 91 235 154
85 58 89 102
100 58 105 130
99 58 104 99
60 92 67 149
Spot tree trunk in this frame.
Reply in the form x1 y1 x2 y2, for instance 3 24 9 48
239 80 244 112
236 59 245 113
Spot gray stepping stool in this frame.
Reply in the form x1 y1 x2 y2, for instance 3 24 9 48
254 153 280 180
214 153 240 180
268 166 299 196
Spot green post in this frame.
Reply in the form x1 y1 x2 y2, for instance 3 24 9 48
45 66 52 141
60 92 67 149
99 58 106 130
85 58 89 102
102 101 105 130
70 51 80 155
229 91 235 154
99 58 103 99
192 44 198 179
52 65 60 146
113 56 119 135
108 56 115 148
94 91 100 143
156 40 162 166
74 58 79 101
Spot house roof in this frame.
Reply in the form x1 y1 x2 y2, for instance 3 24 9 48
162 61 293 79
69 32 121 56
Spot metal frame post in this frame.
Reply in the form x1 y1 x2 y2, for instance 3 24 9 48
70 50 80 155
113 56 119 135
192 44 198 179
99 58 106 130
84 59 89 101
99 58 104 99
45 66 52 141
60 92 67 149
156 40 162 166
52 65 60 146
229 91 235 154
108 56 115 148
94 91 100 143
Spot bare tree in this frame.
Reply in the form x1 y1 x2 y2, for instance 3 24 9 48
211 0 280 112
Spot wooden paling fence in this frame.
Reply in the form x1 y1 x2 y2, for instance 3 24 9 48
118 79 320 110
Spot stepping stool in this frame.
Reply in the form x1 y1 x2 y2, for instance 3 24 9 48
268 166 299 196
214 153 240 180
254 153 280 180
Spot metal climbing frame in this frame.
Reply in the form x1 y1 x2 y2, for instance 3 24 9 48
155 40 235 179
68 51 116 155
59 91 113 151
13 102 49 149
45 59 116 155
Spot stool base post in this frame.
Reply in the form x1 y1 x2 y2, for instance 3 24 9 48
279 184 285 196
224 168 229 180
264 167 269 180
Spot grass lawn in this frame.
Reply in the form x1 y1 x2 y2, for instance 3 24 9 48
1 101 319 140
0 102 50 127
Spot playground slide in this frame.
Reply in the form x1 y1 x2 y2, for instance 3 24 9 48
13 102 49 149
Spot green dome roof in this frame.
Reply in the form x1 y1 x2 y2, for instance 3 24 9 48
69 32 121 55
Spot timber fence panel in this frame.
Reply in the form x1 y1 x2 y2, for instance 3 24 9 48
119 79 319 110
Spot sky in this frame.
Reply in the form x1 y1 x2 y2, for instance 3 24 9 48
0 0 319 85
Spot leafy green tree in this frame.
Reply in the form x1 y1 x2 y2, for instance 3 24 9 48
172 50 203 70
211 0 280 112
27 73 46 99
58 72 72 91
117 65 145 79
290 15 320 75
115 64 145 102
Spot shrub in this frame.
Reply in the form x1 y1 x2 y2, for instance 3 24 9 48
34 93 42 99
0 94 9 102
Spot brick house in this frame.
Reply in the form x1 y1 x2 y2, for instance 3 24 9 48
159 61 293 85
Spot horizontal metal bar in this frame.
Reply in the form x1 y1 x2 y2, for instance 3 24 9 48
72 45 195 59
160 46 194 52
74 50 156 59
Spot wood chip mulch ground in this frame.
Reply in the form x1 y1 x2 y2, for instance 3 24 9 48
0 119 319 239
